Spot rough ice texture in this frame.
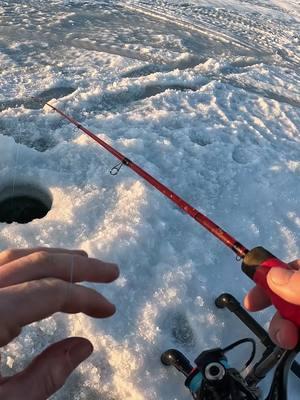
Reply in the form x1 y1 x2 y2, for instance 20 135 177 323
0 0 299 399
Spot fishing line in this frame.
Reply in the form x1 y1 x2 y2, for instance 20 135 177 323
66 254 76 338
10 128 23 223
12 134 21 195
68 254 75 291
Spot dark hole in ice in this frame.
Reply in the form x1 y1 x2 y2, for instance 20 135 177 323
0 87 76 112
0 184 52 224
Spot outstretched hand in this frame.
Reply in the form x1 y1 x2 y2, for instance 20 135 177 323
244 259 300 350
0 247 119 399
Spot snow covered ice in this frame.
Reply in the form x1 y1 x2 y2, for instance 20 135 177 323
0 0 299 399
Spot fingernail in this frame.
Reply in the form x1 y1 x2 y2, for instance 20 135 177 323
269 268 293 286
69 341 93 367
110 304 117 314
78 250 88 257
108 263 120 278
275 330 282 346
243 295 250 310
113 264 120 276
105 302 117 316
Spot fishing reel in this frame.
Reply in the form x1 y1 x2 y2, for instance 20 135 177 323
162 346 258 399
161 293 300 400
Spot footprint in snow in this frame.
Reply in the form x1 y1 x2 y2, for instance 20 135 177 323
232 145 258 165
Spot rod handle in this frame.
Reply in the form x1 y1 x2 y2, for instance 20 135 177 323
242 247 300 327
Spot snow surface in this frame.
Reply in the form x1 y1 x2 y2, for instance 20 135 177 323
0 0 299 399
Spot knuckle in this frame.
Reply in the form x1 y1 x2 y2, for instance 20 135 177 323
43 366 66 397
30 251 53 267
0 325 21 346
41 277 65 290
0 249 17 262
41 278 67 305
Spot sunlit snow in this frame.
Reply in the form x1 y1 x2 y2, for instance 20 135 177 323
0 0 299 399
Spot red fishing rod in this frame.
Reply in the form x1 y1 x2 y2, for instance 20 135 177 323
46 102 300 328
46 102 248 258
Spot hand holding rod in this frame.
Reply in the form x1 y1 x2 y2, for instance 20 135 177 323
242 247 300 327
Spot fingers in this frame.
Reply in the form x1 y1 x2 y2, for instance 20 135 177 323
0 248 87 266
0 337 93 400
244 287 299 349
0 279 116 346
244 259 300 350
0 248 119 347
244 285 272 311
0 251 119 288
268 312 299 350
244 259 300 310
267 268 300 305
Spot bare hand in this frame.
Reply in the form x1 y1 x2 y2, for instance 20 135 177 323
244 260 300 350
0 247 119 399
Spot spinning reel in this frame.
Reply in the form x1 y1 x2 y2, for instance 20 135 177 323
161 293 300 400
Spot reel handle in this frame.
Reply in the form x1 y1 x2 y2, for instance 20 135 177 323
242 247 300 327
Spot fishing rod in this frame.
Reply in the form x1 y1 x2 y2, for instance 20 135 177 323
45 101 300 328
46 102 300 399
46 102 247 259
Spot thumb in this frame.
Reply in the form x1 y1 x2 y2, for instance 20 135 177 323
0 337 93 400
267 268 300 306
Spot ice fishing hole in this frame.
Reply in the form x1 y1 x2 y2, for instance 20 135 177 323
0 183 52 224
